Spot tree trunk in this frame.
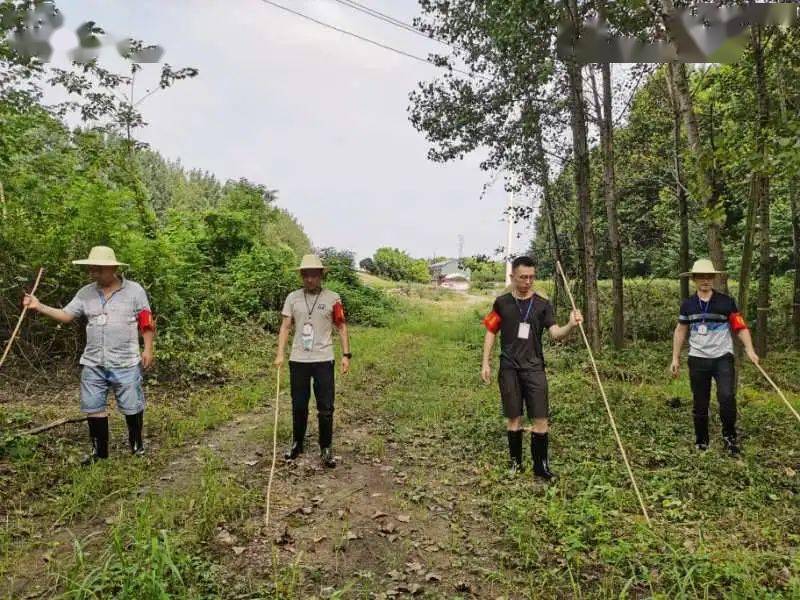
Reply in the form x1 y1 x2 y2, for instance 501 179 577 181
565 53 600 350
660 1 728 290
665 65 690 300
589 65 624 349
565 0 600 349
738 175 758 321
752 26 771 357
532 115 564 314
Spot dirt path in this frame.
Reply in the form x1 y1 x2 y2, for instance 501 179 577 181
4 346 521 599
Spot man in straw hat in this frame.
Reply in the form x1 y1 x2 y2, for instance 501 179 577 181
480 255 582 480
23 246 155 464
671 258 759 455
275 254 351 468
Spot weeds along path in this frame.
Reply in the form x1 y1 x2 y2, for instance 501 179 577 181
6 291 800 598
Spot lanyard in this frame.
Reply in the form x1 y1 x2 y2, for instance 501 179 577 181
515 295 534 323
697 295 711 323
303 291 321 320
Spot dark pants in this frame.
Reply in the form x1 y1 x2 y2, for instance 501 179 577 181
289 360 335 448
688 353 737 439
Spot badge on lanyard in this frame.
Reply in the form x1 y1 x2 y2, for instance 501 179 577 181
301 322 315 351
516 296 533 340
697 296 710 336
95 314 107 325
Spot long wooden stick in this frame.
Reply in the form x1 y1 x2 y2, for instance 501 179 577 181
0 267 44 371
265 365 282 527
17 416 88 436
556 261 651 526
754 362 800 424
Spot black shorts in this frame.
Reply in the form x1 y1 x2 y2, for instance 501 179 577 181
498 368 549 419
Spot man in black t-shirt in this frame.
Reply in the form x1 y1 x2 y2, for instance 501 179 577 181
481 256 582 479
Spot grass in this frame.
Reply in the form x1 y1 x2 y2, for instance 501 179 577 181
3 288 800 598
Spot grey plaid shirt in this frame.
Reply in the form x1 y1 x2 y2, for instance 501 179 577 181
63 277 151 368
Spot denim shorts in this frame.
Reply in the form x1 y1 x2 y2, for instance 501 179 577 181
80 365 145 416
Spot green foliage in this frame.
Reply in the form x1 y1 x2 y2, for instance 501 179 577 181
0 98 385 379
373 247 430 283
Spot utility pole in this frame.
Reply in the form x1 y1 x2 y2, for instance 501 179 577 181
505 189 514 286
457 235 464 260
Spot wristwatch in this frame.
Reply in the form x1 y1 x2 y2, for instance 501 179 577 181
343 353 352 359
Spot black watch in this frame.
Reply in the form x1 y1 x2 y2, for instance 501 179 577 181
343 352 352 359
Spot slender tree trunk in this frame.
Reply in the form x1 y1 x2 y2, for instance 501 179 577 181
775 36 800 347
0 180 6 222
589 65 624 348
660 1 728 289
752 26 771 357
564 15 601 350
738 176 758 320
665 65 690 300
792 179 800 347
532 115 564 314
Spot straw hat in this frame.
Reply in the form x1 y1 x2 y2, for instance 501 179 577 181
293 254 328 272
72 246 128 267
679 258 725 278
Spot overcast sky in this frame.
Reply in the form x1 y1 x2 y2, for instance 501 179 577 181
42 0 535 263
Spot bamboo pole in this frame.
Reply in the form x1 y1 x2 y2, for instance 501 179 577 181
754 362 800 425
0 267 44 371
556 261 651 526
265 365 282 527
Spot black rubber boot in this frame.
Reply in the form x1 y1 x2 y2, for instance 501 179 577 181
320 447 337 468
723 435 740 456
82 416 109 465
125 411 145 456
531 432 555 481
284 410 308 460
507 430 523 474
319 414 336 468
694 416 709 451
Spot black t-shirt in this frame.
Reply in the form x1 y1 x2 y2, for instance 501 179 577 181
489 292 556 371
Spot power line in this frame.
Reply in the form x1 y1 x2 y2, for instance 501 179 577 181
257 0 486 81
327 0 450 47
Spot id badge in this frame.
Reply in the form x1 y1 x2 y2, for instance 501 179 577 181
301 322 315 351
95 314 107 326
697 324 708 335
518 322 531 339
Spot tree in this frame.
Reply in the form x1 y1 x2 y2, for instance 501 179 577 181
359 257 377 274
410 0 603 349
589 62 624 349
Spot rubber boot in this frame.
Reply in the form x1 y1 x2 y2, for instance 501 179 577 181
125 411 145 456
284 410 307 460
507 430 523 475
723 434 740 456
82 416 109 465
531 432 555 481
319 414 336 468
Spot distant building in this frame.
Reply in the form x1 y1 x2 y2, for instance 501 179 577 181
429 259 471 291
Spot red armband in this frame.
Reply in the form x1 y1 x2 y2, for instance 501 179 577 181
333 301 346 326
483 310 502 334
137 309 155 333
729 312 747 333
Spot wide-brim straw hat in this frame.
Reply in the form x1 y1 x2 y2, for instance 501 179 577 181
72 246 128 267
679 258 725 278
293 254 328 272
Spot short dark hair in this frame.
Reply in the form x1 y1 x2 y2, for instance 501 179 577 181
511 256 536 271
